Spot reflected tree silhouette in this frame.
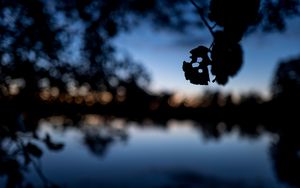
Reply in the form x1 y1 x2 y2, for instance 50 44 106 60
1 115 300 188
193 119 300 187
0 124 64 188
270 126 300 188
83 124 128 157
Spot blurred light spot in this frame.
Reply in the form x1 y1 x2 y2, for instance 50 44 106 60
85 93 95 106
9 84 19 95
116 86 126 102
40 89 50 100
183 97 201 108
98 91 112 104
83 115 104 126
50 87 59 98
78 83 90 96
168 93 184 108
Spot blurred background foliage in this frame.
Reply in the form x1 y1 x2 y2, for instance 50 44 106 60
0 0 299 97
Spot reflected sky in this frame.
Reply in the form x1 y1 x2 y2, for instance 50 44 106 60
115 17 300 98
1 118 291 188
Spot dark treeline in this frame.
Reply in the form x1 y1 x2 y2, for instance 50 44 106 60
1 53 300 123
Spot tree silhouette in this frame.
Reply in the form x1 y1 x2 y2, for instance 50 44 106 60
271 56 300 102
0 0 194 104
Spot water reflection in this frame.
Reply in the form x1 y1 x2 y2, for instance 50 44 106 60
271 127 300 188
0 123 64 188
0 116 298 188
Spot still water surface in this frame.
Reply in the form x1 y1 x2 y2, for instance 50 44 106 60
0 116 293 188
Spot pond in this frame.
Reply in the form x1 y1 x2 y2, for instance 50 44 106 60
0 115 297 188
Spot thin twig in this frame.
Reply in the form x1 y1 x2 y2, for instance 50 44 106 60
30 157 51 187
209 42 214 51
190 0 214 36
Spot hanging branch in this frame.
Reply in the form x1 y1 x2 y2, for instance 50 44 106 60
190 0 214 36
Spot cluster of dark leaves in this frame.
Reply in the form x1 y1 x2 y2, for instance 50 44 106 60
183 0 300 86
183 0 260 85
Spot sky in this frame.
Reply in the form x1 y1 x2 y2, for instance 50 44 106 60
115 17 300 99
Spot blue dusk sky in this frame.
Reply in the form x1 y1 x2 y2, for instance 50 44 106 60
115 17 300 98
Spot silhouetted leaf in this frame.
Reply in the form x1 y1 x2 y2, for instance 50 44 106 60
190 46 210 61
182 45 211 85
211 41 243 85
